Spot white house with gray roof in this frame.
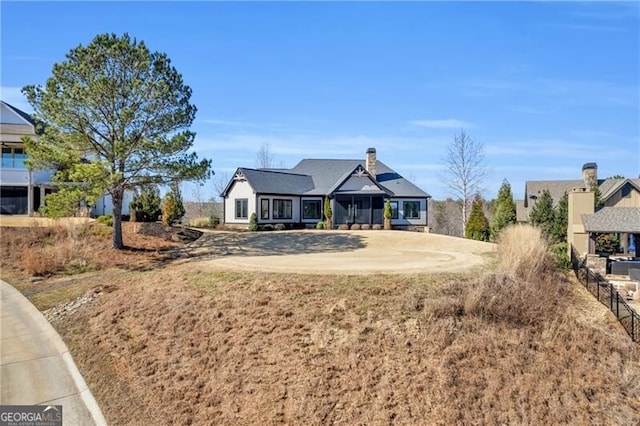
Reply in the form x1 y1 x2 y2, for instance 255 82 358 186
221 148 431 228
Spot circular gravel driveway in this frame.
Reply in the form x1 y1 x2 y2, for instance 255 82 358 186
181 230 495 275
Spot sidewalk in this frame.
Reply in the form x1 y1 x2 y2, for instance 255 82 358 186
1 280 107 425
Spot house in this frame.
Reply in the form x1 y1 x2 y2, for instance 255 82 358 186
0 101 54 214
516 162 640 257
0 100 131 217
221 148 431 228
517 162 640 223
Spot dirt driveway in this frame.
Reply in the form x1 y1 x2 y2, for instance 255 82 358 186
179 230 495 275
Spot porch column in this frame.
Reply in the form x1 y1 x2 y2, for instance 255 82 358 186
634 234 640 258
588 233 597 254
27 185 33 216
621 233 628 255
40 186 46 213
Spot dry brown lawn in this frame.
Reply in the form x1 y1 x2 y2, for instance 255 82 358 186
3 222 640 424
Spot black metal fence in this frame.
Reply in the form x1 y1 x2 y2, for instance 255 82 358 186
571 245 640 342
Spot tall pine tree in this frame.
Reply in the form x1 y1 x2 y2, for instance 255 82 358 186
491 179 516 241
529 189 555 240
550 192 568 244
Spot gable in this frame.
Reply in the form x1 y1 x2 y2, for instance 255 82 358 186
1 101 34 126
222 168 315 197
602 179 640 208
334 165 389 194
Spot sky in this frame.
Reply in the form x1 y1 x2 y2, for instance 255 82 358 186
1 1 639 201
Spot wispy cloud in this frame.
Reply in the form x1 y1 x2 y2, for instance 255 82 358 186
486 140 630 160
409 119 474 129
199 119 264 128
511 106 554 114
551 23 628 33
463 78 639 108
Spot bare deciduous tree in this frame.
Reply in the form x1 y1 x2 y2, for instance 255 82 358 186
255 143 274 169
440 130 489 236
211 172 230 202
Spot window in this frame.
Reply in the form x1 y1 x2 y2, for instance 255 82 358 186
303 200 322 220
403 201 420 219
273 199 292 219
260 199 270 220
390 201 398 219
235 199 248 219
622 184 631 198
1 147 26 169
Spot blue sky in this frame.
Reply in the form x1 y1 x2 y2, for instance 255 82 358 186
2 1 639 200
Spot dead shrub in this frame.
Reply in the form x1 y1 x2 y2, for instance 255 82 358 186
464 271 564 327
498 224 553 281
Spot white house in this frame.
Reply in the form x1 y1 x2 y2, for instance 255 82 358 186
221 148 431 228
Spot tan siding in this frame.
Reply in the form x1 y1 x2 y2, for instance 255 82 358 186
604 187 640 208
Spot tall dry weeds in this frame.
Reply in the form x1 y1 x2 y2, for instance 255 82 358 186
497 224 552 281
464 224 566 327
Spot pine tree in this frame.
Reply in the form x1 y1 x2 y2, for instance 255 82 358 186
465 195 490 241
529 189 554 240
550 192 568 244
161 184 185 226
490 179 516 241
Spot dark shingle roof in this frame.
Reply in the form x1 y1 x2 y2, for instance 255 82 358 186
291 159 362 195
237 168 314 195
291 159 430 198
582 207 640 233
224 158 431 198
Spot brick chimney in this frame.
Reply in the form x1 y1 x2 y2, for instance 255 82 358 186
366 147 376 179
582 162 598 188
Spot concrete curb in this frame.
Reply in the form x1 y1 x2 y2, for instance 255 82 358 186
1 281 107 425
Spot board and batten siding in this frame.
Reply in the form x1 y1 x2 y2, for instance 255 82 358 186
224 179 256 224
605 185 640 208
391 198 428 226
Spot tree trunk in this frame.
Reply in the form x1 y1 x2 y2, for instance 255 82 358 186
462 200 467 237
112 188 124 249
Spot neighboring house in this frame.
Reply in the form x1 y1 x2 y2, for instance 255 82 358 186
221 148 431 228
0 100 130 217
0 101 54 215
516 162 640 257
517 162 640 223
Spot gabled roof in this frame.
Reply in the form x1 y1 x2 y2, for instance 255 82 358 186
1 101 35 126
222 157 431 199
291 158 430 198
582 207 640 233
524 180 585 208
223 168 314 196
600 178 640 203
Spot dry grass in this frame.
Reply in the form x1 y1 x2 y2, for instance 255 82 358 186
497 224 552 281
50 225 640 425
1 222 181 279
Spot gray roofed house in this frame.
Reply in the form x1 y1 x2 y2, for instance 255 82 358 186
517 162 640 224
533 162 640 259
222 148 431 228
